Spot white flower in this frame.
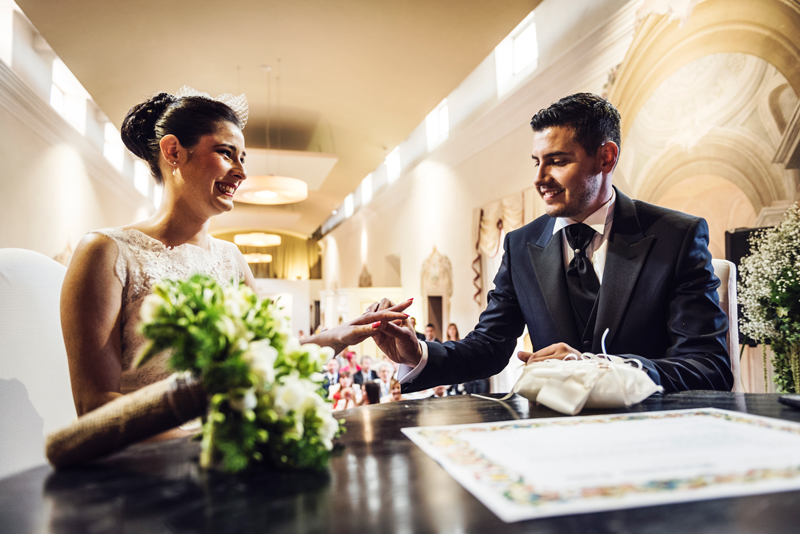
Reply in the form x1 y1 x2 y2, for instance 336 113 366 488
284 337 302 355
140 293 163 323
319 346 335 362
222 285 249 318
217 315 237 339
229 388 257 412
273 376 314 417
319 413 339 449
244 339 278 383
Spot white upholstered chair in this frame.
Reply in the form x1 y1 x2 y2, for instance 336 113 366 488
711 258 743 392
0 248 76 480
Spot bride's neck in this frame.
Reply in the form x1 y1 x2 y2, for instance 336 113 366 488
140 202 211 249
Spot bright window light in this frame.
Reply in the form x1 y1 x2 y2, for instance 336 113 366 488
134 160 150 196
361 173 373 205
495 11 538 97
344 193 354 218
513 18 538 74
49 84 64 114
385 147 401 183
51 58 89 134
103 122 124 171
153 184 163 208
425 99 449 152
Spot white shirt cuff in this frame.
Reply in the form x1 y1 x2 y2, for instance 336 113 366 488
397 341 429 384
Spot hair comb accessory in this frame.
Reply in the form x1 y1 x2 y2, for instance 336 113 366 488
173 86 249 128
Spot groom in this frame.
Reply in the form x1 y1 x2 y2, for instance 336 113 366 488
372 93 732 394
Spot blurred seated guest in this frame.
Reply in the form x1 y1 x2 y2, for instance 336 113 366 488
331 371 358 410
432 385 450 398
409 317 426 342
376 361 394 397
298 330 305 339
360 381 381 406
425 324 440 343
353 356 378 385
323 358 340 394
445 323 489 395
341 350 361 373
380 378 408 403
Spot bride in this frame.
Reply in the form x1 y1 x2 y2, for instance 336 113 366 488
60 88 409 420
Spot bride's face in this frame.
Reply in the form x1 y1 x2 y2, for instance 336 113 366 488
174 121 246 216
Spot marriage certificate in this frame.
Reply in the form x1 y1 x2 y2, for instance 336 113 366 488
402 408 800 522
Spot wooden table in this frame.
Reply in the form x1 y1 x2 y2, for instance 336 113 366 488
2 392 800 533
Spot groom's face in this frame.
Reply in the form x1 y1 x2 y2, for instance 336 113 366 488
531 126 605 222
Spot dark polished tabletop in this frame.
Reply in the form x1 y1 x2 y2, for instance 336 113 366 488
2 392 800 534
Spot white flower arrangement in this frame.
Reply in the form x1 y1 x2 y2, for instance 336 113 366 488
136 274 342 472
739 202 800 393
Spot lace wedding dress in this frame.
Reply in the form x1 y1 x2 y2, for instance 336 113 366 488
92 228 244 393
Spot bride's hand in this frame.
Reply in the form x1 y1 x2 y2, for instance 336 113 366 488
302 298 413 354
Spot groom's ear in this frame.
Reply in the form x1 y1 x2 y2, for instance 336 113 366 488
597 141 619 173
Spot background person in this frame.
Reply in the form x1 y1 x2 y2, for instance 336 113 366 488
353 356 378 386
359 381 381 406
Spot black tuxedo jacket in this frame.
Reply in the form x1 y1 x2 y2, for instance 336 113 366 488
353 370 378 385
405 190 732 394
323 373 339 392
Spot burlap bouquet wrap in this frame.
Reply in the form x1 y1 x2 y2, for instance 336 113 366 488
46 372 206 469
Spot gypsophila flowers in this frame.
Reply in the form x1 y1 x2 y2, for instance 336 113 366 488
739 202 800 393
135 274 341 472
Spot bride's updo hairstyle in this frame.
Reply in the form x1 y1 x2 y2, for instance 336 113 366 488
121 93 242 185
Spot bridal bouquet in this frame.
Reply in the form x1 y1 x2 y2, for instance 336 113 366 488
136 274 341 473
739 202 800 393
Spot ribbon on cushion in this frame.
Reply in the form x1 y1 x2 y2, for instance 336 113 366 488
474 329 663 415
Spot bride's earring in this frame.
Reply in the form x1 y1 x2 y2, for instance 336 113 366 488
172 162 178 176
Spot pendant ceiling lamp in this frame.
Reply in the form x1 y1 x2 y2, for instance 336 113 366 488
243 253 273 264
234 232 282 247
235 176 308 205
236 59 309 206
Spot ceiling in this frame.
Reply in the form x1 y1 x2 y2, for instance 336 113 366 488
15 0 540 235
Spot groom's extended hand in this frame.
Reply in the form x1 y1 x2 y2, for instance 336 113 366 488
366 298 423 367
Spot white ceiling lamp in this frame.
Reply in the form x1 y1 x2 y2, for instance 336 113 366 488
235 175 308 205
243 253 273 263
235 60 314 206
234 232 282 247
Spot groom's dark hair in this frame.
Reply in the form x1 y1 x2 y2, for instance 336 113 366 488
530 93 621 155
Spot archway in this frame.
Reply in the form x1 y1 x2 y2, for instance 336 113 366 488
608 0 800 140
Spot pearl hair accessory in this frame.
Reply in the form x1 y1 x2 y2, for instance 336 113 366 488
173 86 249 127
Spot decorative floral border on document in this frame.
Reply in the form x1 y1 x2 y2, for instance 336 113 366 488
414 409 800 507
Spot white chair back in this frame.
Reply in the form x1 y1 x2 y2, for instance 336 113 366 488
0 248 76 480
712 258 743 392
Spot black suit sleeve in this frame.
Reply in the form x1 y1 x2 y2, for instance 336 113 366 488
620 218 732 392
403 234 525 392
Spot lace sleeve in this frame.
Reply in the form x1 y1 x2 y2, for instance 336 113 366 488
229 241 245 284
89 229 128 287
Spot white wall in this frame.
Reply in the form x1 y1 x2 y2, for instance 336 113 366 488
321 0 639 337
254 278 325 337
0 45 152 258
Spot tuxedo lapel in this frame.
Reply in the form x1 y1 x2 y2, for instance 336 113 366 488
527 218 581 347
594 190 655 348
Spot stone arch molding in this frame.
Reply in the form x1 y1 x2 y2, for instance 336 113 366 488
634 128 789 213
608 0 800 141
420 247 453 335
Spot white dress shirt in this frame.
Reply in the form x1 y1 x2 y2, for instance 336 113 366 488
399 190 616 385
